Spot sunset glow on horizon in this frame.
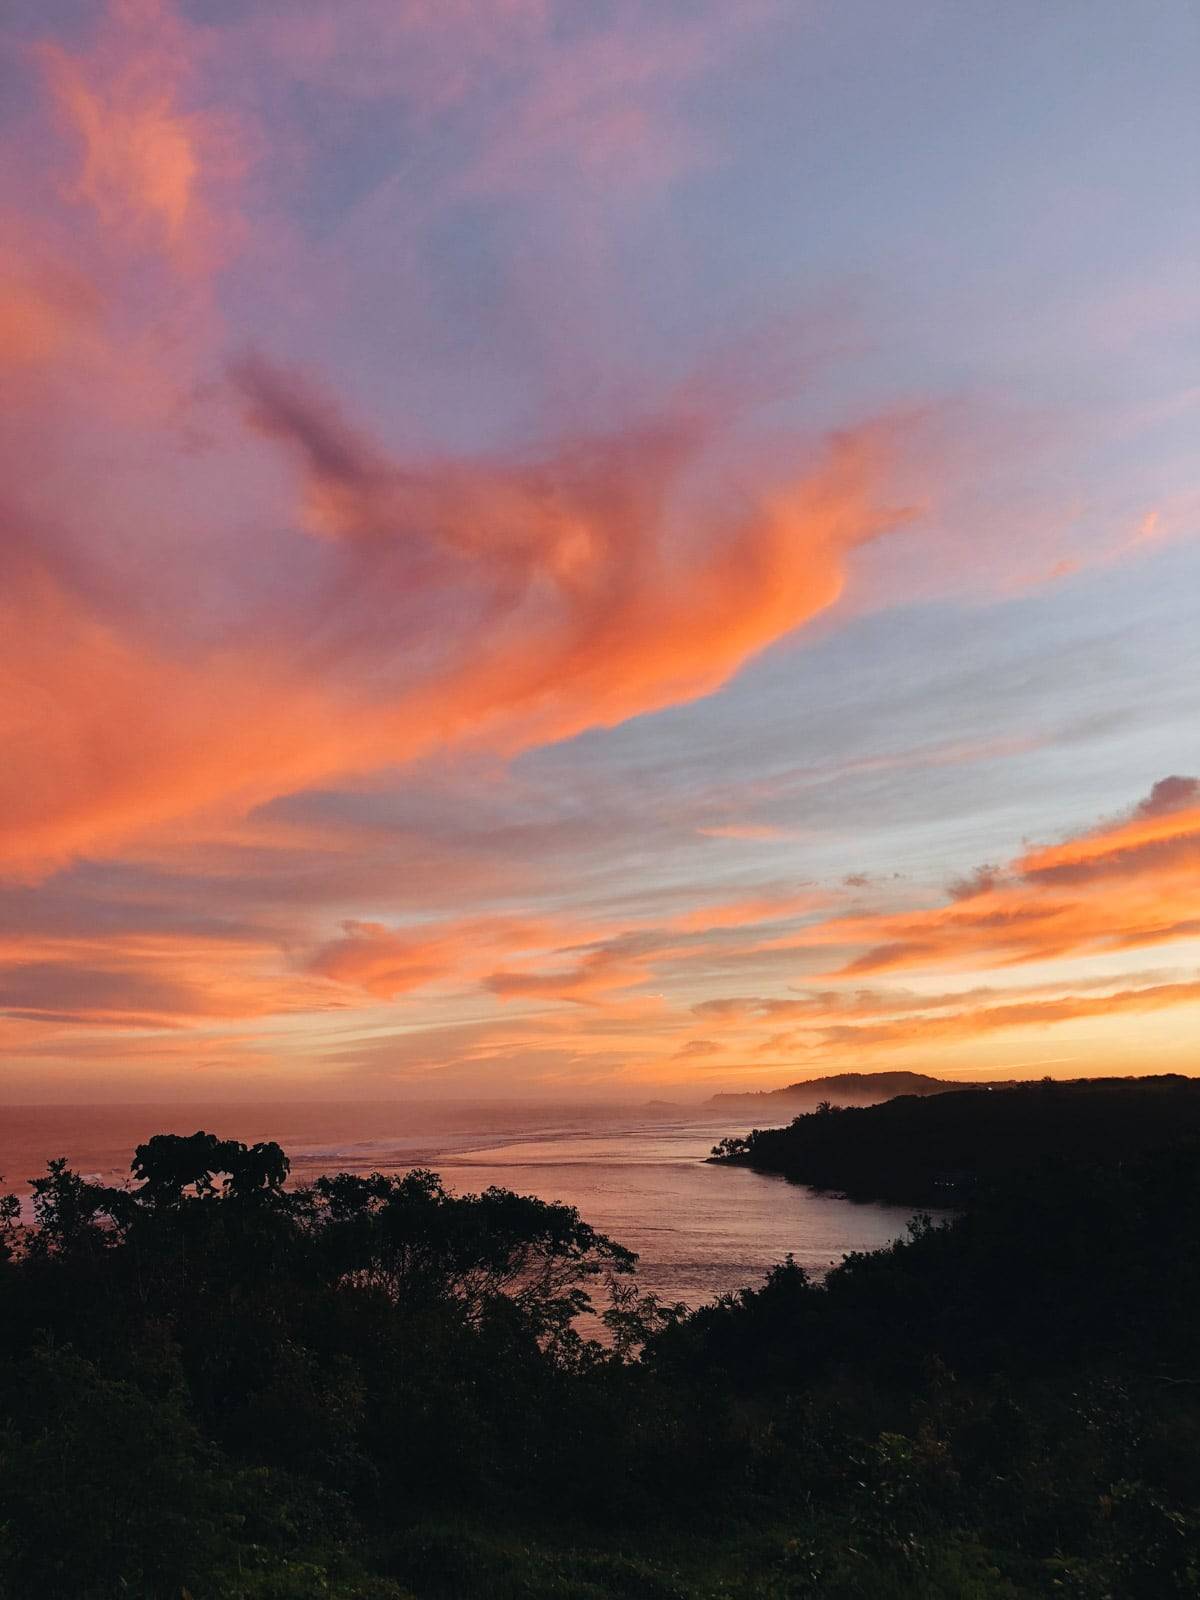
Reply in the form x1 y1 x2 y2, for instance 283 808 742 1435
2 0 1198 1101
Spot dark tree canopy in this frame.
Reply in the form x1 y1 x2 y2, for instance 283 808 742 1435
712 1073 1200 1204
131 1131 290 1204
1 1094 1199 1600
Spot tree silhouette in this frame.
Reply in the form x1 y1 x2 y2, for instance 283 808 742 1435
131 1131 289 1204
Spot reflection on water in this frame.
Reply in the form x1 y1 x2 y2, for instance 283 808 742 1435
289 1118 937 1309
0 1105 943 1310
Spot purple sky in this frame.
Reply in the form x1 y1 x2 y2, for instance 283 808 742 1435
1 0 1198 1100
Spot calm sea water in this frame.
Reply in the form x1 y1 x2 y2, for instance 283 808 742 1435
0 1103 939 1309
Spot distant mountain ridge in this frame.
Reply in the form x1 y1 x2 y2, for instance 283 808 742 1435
706 1070 1006 1112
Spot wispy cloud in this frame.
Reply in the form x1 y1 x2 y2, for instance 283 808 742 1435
1 0 1197 1096
797 777 1200 976
37 0 246 271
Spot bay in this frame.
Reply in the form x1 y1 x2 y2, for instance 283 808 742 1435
0 1102 940 1310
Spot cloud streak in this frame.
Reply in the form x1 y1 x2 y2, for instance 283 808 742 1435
803 777 1200 977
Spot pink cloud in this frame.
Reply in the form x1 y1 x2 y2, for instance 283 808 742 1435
36 0 248 273
0 320 903 879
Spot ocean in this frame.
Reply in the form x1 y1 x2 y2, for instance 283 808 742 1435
0 1102 939 1310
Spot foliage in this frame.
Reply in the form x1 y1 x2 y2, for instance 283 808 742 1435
132 1131 290 1204
1 1100 1199 1598
710 1073 1200 1203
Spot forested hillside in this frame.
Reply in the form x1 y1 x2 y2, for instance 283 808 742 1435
2 1112 1199 1598
711 1075 1200 1202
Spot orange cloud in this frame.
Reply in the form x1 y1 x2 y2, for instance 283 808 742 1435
0 257 101 365
1017 778 1200 885
0 343 900 879
0 559 353 876
665 892 825 934
810 978 1200 1051
0 929 338 1028
670 957 1200 1082
308 916 560 1000
804 777 1200 977
484 946 652 1007
307 888 827 1006
236 354 902 748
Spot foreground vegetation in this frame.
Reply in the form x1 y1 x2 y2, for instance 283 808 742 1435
2 1102 1199 1599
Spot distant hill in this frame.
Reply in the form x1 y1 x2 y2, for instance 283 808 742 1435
710 1074 1200 1204
706 1070 1003 1113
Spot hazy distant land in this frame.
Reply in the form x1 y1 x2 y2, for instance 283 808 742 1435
704 1068 1010 1113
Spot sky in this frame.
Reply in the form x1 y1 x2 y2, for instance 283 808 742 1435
1 0 1198 1102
